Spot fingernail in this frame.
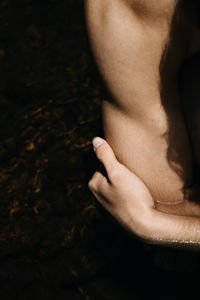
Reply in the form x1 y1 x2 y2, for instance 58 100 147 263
92 137 104 150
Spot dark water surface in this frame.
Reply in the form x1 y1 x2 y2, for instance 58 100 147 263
0 0 200 299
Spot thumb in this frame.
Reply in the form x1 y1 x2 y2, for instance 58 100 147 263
92 137 118 172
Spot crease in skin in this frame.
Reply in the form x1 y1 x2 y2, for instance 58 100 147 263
154 199 184 205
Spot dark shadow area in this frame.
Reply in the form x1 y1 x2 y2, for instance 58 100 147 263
0 0 200 299
159 2 190 189
159 1 200 205
179 52 200 177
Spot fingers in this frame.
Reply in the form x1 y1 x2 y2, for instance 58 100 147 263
88 170 109 196
88 170 112 209
92 137 119 174
88 137 121 207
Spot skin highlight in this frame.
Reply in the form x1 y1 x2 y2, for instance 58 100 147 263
89 138 200 251
86 0 200 248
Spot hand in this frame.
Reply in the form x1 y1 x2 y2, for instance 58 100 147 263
88 137 200 250
88 137 154 236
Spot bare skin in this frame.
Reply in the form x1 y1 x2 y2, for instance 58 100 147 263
89 137 200 251
85 0 200 216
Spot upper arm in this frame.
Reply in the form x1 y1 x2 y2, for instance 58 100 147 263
86 0 193 208
85 0 176 118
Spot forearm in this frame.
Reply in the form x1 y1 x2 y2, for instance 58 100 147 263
140 208 200 250
89 137 200 251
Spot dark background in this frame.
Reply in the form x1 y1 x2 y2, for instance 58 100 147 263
0 0 200 299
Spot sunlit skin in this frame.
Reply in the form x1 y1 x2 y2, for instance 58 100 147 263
89 137 200 250
86 0 200 249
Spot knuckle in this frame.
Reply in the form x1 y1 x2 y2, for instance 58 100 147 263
88 171 107 194
88 179 95 191
88 174 100 193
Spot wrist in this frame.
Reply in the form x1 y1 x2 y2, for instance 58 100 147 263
129 207 156 241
